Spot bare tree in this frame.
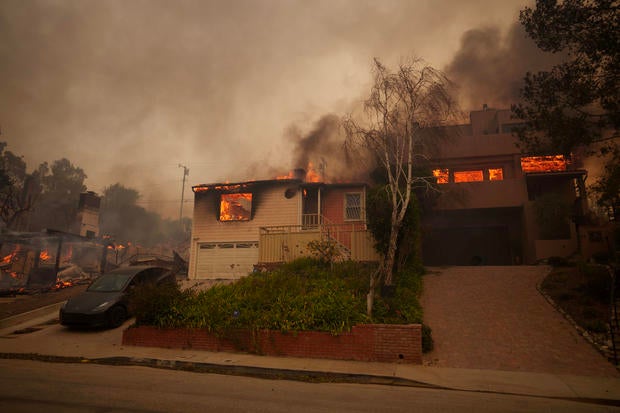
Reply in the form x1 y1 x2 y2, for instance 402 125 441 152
344 58 457 315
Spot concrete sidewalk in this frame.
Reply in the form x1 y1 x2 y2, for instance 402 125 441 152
1 308 620 406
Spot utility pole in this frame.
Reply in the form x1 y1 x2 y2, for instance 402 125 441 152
178 164 189 224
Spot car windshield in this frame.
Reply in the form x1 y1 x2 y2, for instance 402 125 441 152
87 273 133 292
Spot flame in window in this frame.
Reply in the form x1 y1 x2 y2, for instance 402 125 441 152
220 193 252 221
454 170 483 183
489 168 504 181
521 155 567 173
433 169 449 184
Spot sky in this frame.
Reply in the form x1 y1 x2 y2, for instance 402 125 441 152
1 0 555 218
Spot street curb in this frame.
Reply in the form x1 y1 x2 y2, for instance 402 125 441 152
2 352 620 407
0 352 438 387
0 302 65 329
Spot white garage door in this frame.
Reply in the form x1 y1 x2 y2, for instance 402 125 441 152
196 241 259 279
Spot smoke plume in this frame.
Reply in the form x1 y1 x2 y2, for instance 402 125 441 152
445 22 565 112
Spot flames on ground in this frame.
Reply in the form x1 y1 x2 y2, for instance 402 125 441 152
0 242 100 294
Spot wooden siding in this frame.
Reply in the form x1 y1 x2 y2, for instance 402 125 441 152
351 231 381 261
259 227 379 263
321 186 366 224
189 183 300 279
259 231 320 263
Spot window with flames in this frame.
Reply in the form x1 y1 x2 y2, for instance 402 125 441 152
219 193 252 221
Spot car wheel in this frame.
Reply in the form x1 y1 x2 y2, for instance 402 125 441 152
107 305 127 328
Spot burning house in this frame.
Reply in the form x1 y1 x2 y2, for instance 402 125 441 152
423 107 609 265
0 230 104 293
188 169 379 279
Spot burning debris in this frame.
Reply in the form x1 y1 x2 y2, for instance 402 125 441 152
0 230 188 296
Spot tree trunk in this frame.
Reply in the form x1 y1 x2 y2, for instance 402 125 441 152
383 205 401 286
366 268 380 316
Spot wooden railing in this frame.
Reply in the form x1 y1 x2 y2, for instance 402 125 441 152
259 221 379 264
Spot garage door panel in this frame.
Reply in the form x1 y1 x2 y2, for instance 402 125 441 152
197 242 258 279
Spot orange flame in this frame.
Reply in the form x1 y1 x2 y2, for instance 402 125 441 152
276 162 322 182
39 249 52 262
454 170 484 183
432 169 449 184
521 155 567 173
220 193 252 221
2 246 21 264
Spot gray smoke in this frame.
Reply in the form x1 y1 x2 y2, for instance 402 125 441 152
445 22 565 111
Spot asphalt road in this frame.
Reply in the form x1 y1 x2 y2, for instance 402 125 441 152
0 359 614 413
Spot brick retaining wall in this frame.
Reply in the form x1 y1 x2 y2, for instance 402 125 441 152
122 324 422 364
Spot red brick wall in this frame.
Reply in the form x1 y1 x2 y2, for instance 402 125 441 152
123 324 422 364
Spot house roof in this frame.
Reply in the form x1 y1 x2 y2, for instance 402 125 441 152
524 169 587 178
192 179 367 193
192 179 301 193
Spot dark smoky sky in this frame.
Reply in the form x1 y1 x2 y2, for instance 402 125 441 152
446 21 565 111
1 0 543 218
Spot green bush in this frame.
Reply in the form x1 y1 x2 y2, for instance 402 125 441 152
579 263 611 301
371 267 424 324
132 258 428 339
127 281 189 327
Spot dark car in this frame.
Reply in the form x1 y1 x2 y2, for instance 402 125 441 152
59 266 175 328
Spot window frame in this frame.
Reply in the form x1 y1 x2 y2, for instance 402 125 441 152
344 192 363 221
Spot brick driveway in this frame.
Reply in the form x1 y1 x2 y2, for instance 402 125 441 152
421 266 619 377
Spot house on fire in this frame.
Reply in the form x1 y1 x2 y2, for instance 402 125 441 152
187 173 379 279
422 107 609 266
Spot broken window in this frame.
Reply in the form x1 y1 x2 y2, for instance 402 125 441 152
219 193 252 221
520 155 567 173
433 169 449 184
488 168 504 181
453 170 484 183
345 193 362 220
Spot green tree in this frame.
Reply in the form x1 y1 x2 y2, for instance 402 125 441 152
0 142 41 230
366 183 421 273
29 158 87 231
100 183 163 247
514 0 620 211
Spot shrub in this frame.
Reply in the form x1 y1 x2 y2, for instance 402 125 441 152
128 281 189 327
584 320 609 334
579 263 611 301
307 239 342 264
132 258 427 339
371 266 425 324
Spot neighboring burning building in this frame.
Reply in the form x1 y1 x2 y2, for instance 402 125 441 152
423 107 606 265
188 172 379 279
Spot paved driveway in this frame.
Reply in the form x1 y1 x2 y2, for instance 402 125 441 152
421 266 619 377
